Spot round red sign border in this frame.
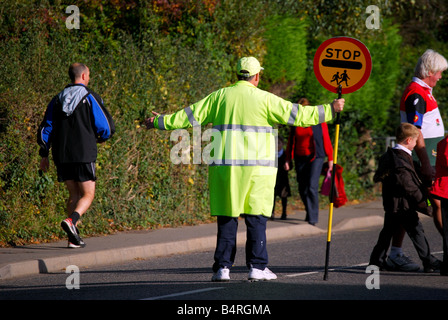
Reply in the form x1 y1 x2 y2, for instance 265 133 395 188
313 37 372 94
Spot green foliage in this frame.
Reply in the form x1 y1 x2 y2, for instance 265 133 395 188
262 16 308 88
1 0 447 246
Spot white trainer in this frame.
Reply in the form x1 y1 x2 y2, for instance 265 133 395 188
212 267 230 282
248 267 277 281
386 254 420 272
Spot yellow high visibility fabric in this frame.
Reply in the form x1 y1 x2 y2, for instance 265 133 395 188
155 80 333 217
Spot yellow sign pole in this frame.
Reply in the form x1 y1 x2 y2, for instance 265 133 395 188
314 37 371 280
323 85 342 280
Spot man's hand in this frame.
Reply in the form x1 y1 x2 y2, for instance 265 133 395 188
144 111 160 129
332 99 345 113
144 117 155 129
40 157 49 172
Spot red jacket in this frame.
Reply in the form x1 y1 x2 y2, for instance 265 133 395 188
286 122 333 163
431 135 448 199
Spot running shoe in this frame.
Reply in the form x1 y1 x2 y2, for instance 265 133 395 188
68 239 86 248
211 267 230 282
61 218 83 246
248 267 277 281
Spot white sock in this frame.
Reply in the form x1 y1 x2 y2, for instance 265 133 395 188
389 246 403 258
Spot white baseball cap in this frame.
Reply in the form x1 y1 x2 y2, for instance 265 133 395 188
237 57 264 77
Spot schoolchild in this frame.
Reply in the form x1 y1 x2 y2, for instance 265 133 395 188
272 136 291 220
369 123 441 272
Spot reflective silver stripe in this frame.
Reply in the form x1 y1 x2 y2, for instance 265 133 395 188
317 104 325 123
208 159 277 167
91 162 96 179
40 128 48 151
157 115 166 130
287 103 299 125
184 106 199 126
206 124 277 167
213 124 274 133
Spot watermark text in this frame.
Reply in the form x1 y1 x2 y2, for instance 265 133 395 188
366 5 380 30
365 265 380 289
65 265 80 289
66 5 80 29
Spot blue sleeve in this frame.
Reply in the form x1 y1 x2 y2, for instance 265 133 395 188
87 94 113 141
404 93 426 128
37 98 55 157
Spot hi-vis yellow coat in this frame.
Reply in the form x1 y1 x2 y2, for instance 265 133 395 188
155 80 334 217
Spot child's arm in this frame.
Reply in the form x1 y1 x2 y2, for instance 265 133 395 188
395 168 425 205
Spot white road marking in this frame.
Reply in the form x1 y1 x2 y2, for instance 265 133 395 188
141 287 225 300
286 263 369 278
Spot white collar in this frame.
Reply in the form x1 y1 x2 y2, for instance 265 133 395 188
412 77 433 95
393 143 412 156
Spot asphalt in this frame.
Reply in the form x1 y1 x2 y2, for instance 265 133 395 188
0 200 387 280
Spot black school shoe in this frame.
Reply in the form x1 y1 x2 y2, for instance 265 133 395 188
423 258 442 273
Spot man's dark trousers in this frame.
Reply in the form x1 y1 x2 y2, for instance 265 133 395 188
213 215 268 272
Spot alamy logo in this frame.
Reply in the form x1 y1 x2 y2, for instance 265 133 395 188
169 125 278 170
365 5 380 30
365 265 380 289
65 265 80 289
66 5 80 30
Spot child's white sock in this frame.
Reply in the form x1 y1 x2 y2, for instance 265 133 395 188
389 246 403 259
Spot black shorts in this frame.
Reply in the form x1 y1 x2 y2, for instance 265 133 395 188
56 162 97 182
